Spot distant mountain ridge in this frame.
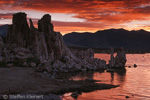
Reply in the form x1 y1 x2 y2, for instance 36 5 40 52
63 29 150 51
1 25 150 51
0 25 8 37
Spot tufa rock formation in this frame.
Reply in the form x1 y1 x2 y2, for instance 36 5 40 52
7 12 30 48
115 48 127 67
109 48 115 67
109 48 127 68
0 12 107 71
29 14 68 61
29 19 49 61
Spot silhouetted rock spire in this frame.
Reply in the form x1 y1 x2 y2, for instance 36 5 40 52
7 12 30 48
109 48 127 68
37 14 67 59
29 19 35 30
38 14 54 33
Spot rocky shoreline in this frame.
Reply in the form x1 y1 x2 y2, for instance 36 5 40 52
0 67 119 100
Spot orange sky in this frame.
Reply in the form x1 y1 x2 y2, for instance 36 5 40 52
0 0 150 35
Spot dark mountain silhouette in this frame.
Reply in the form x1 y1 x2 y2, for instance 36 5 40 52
1 24 150 51
63 29 150 51
0 24 8 37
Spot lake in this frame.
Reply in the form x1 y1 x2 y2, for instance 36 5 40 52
62 53 150 100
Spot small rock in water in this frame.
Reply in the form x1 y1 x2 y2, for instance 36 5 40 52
125 96 130 99
134 64 137 67
128 66 131 68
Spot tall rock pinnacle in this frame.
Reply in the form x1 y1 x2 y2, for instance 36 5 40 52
38 14 54 33
7 12 30 48
37 14 67 59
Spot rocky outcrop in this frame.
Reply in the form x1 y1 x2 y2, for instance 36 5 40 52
115 48 126 67
29 14 68 61
109 48 127 68
67 48 106 70
109 48 115 67
2 12 107 71
29 19 49 62
14 47 34 60
37 14 68 59
2 45 34 63
7 12 30 48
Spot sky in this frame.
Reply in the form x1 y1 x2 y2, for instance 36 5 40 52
0 0 150 35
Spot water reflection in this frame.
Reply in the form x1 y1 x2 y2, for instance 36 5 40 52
55 70 105 81
93 68 127 86
115 68 126 84
110 68 127 84
110 72 114 83
62 54 150 100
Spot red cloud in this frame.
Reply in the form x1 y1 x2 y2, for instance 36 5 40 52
0 13 13 19
0 0 150 34
18 0 150 23
0 0 14 4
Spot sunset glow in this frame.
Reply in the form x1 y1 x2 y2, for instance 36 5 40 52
0 0 150 34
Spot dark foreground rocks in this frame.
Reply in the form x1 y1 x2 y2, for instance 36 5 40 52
0 67 118 99
0 94 61 100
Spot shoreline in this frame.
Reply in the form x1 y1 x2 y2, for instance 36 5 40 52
0 67 118 99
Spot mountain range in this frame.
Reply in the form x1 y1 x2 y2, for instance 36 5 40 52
1 25 150 51
63 29 150 51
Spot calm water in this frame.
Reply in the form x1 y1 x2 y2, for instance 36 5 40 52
62 53 150 100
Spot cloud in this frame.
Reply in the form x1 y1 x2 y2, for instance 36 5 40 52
0 0 150 34
0 0 14 4
15 0 150 23
30 19 111 34
0 13 13 19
